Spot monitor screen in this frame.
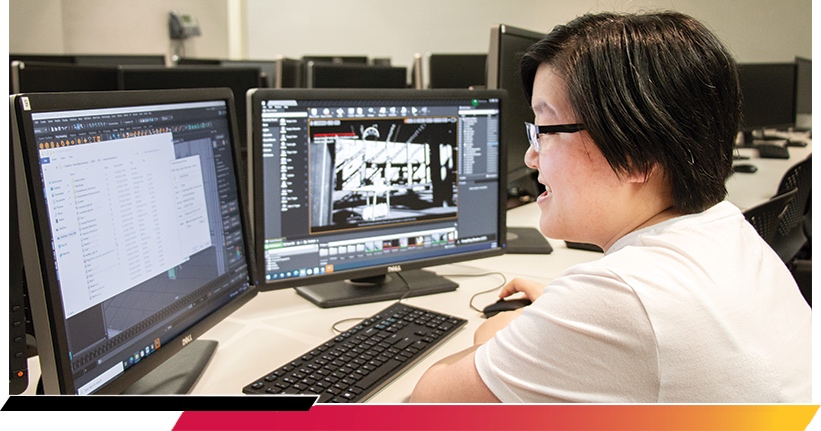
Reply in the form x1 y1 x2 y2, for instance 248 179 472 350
305 62 408 89
247 88 508 307
737 62 797 131
794 57 811 128
427 53 487 89
487 24 547 201
10 88 257 394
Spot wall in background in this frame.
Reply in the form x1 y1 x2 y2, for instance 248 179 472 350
9 0 812 68
9 0 230 63
244 0 812 68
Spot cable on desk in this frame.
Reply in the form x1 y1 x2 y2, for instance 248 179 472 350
437 271 508 313
330 272 414 334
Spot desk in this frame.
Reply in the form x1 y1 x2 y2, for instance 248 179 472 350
24 136 809 399
725 134 812 210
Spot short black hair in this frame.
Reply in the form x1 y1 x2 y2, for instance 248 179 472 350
521 11 741 213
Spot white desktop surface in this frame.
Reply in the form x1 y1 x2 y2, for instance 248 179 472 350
24 136 810 400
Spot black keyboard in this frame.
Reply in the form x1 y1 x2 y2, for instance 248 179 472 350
242 302 467 402
756 143 790 159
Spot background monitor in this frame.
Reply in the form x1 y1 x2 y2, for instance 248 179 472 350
794 57 811 130
273 56 304 88
176 58 279 88
11 88 257 394
247 88 508 307
305 62 408 89
301 55 369 64
10 61 120 94
486 24 547 202
427 53 487 89
737 62 797 133
71 54 166 66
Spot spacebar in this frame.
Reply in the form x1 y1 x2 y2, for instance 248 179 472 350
354 359 403 392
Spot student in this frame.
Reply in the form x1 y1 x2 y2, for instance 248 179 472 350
410 11 811 403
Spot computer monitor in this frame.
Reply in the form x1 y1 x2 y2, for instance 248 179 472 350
794 57 811 130
174 58 280 88
71 54 167 66
247 88 508 307
302 55 369 64
737 62 797 135
427 53 487 89
305 62 408 89
10 88 257 394
273 56 304 89
487 24 547 201
487 24 554 255
10 61 120 94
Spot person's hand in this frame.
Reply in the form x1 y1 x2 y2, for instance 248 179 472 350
498 277 545 302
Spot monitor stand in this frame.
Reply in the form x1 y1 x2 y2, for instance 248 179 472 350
505 226 553 254
295 269 458 308
121 339 218 395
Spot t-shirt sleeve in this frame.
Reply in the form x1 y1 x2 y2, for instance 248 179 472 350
474 266 660 403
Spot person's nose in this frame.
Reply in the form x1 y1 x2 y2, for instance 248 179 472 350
524 145 539 170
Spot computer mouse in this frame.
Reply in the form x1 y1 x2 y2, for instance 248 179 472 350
732 163 758 173
482 298 532 318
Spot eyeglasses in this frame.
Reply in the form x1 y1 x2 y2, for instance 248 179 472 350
524 122 585 152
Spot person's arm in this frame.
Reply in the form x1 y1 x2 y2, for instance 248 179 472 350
408 345 499 402
409 278 544 402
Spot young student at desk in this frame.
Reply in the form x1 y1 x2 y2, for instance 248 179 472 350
410 11 811 403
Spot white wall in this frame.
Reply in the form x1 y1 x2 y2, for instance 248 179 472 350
243 0 812 67
9 0 230 63
8 0 813 67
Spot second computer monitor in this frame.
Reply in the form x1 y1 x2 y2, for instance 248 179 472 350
487 24 547 200
247 88 508 307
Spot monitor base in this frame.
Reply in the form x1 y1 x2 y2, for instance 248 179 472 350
121 339 218 395
295 269 458 308
505 226 553 254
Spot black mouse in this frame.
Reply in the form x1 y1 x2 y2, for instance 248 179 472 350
482 298 532 318
732 163 758 173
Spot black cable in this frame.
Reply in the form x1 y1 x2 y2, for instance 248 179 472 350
330 272 413 334
437 271 507 313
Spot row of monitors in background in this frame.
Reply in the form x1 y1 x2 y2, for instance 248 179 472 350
10 87 508 395
9 26 812 197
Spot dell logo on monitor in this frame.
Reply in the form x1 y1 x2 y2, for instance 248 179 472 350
182 334 194 347
387 265 402 273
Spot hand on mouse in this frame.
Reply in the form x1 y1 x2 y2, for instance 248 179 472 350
498 277 545 302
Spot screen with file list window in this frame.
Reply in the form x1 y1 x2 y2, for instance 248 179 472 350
10 88 257 394
247 88 508 307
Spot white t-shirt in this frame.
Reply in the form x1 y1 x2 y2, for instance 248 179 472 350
475 201 811 402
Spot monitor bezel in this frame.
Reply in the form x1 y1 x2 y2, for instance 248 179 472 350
486 23 547 197
10 88 259 394
247 88 509 293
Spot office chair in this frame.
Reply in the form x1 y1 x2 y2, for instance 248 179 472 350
771 154 812 264
742 188 798 247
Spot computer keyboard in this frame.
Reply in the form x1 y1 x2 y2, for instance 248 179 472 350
242 301 467 402
756 143 790 159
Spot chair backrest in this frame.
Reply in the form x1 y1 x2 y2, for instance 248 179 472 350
743 188 798 246
774 154 812 237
